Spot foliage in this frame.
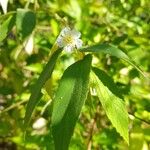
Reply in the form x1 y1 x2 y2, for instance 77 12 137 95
0 0 150 150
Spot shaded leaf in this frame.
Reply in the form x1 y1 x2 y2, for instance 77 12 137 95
24 49 62 128
80 43 145 77
92 68 129 144
52 54 92 150
0 15 15 42
92 67 123 99
16 9 36 39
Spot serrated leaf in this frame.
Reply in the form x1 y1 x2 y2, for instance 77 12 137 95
92 67 123 99
24 49 62 129
80 43 145 77
92 68 129 144
52 54 92 150
16 9 36 39
0 15 15 42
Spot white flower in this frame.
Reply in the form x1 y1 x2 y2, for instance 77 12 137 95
0 0 9 14
32 117 47 130
56 27 83 52
24 35 34 55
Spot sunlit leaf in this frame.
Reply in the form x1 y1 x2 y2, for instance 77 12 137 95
92 67 123 99
52 54 92 150
0 15 15 42
24 49 62 129
92 68 129 144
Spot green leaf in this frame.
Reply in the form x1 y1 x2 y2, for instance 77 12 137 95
0 15 15 42
92 67 129 144
80 43 146 77
92 67 123 99
16 9 36 39
52 54 92 150
24 49 62 129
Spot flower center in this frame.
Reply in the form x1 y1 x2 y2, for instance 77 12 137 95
63 35 74 45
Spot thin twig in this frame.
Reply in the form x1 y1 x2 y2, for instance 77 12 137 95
87 106 99 150
0 99 28 114
128 112 150 124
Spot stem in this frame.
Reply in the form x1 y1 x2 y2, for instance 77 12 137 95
0 99 28 114
87 119 96 150
0 11 16 20
25 0 32 9
129 112 150 124
87 106 99 150
48 43 58 57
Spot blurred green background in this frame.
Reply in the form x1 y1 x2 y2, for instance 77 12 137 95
0 0 150 149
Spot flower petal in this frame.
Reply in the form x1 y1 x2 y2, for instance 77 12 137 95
60 27 71 37
0 0 8 14
56 27 83 51
71 29 81 38
64 45 74 52
75 39 83 49
56 36 64 47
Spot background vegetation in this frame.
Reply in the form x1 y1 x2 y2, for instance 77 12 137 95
0 0 150 149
